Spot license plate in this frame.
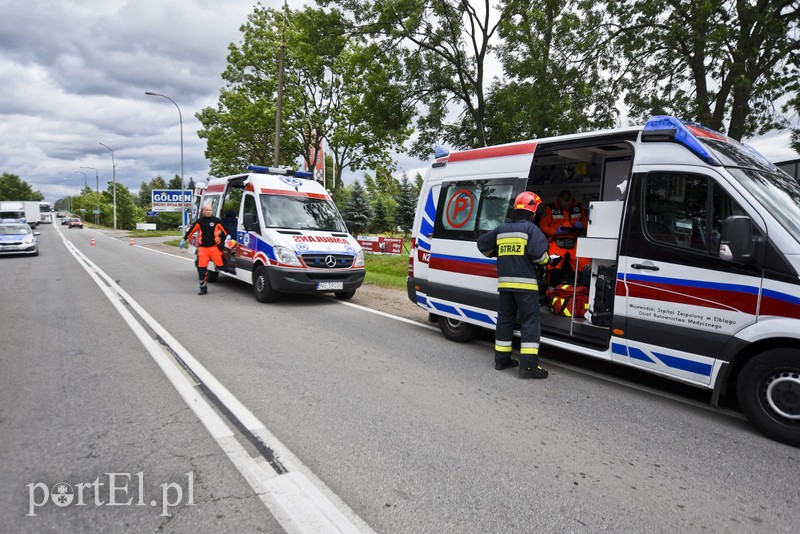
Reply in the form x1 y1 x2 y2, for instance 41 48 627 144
317 281 343 291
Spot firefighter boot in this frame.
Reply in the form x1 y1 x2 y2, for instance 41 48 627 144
495 359 519 371
198 284 208 295
518 356 548 379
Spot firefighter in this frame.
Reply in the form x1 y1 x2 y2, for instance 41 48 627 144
538 189 590 286
180 202 228 295
477 191 551 379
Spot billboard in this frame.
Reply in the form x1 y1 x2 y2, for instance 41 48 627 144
151 189 192 212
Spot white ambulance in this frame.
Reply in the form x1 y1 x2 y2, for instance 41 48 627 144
407 116 800 446
193 165 365 301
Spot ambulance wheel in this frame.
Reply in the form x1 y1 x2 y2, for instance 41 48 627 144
335 290 356 300
206 271 219 283
253 265 278 303
737 349 800 447
438 316 478 343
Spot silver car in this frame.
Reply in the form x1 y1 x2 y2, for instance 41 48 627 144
0 223 39 256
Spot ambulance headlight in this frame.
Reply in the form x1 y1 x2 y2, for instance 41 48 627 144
354 249 365 268
275 246 302 266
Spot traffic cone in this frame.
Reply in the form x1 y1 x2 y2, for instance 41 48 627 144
90 237 96 246
129 238 135 246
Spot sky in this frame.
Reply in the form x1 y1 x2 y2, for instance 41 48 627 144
1 0 798 204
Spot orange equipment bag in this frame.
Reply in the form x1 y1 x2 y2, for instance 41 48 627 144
547 284 589 318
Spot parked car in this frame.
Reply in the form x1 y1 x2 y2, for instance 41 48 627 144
68 218 83 229
0 223 39 256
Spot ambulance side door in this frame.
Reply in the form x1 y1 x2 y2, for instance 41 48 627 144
617 166 765 385
235 191 261 277
427 178 525 316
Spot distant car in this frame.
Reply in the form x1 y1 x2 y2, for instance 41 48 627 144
68 218 83 229
0 223 39 256
61 217 72 225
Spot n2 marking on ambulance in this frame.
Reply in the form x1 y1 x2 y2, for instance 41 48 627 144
408 116 800 447
192 165 364 302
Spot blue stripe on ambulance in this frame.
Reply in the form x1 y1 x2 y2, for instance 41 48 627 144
417 190 436 252
625 273 760 295
427 298 496 327
612 342 713 377
762 287 800 306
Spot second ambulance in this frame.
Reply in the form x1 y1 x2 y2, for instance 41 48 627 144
191 165 365 302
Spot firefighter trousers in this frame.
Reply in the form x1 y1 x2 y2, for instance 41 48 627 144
495 290 541 371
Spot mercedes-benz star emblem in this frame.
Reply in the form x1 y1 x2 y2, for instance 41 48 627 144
325 255 337 267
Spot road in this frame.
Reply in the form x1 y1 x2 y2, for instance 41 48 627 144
1 222 798 533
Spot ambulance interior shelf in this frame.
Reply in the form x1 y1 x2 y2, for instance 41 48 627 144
564 201 622 332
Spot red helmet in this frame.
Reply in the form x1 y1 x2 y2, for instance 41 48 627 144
513 191 542 213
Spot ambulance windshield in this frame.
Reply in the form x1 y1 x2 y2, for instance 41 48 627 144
729 167 800 244
260 194 347 232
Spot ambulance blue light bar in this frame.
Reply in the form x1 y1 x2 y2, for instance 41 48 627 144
641 116 721 166
246 164 313 178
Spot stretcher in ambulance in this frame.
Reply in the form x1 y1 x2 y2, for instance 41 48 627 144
407 116 800 446
193 165 365 302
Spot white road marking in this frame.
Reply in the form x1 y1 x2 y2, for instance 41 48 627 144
58 226 372 533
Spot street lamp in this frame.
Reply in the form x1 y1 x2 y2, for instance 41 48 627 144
145 91 185 229
99 142 117 229
74 170 87 189
80 165 100 224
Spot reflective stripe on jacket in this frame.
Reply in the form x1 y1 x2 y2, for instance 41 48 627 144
477 218 549 292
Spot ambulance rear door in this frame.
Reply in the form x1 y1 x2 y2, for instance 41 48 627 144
616 163 766 386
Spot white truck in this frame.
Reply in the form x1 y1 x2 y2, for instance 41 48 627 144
407 115 800 446
190 165 365 302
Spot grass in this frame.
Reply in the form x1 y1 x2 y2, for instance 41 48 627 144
364 251 409 290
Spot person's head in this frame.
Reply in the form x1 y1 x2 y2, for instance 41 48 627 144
202 203 213 217
556 189 574 210
512 191 542 220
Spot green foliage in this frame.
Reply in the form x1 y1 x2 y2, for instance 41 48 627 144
394 174 417 236
370 196 391 233
363 244 409 290
0 172 44 201
342 181 372 234
198 4 412 187
604 0 800 140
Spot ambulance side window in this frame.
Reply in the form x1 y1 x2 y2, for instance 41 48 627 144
243 194 260 233
644 172 745 254
433 180 517 241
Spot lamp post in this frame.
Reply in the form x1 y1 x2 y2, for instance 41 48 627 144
145 91 185 230
80 165 100 224
99 142 117 229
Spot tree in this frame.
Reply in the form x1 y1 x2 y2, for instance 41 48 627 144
198 5 412 189
604 0 800 140
0 172 44 201
167 175 183 189
484 0 618 143
327 0 501 156
342 181 372 234
370 195 391 233
394 174 417 237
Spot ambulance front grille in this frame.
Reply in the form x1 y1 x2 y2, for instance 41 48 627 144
301 253 354 269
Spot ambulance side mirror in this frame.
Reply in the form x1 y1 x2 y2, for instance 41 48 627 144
719 215 755 263
243 212 256 232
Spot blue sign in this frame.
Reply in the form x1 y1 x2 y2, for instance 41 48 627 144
146 211 158 217
151 189 192 212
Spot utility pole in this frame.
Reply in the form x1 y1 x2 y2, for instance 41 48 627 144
273 0 288 166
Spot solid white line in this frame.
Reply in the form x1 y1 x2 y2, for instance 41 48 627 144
58 227 372 533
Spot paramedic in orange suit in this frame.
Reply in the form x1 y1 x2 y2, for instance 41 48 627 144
180 202 228 295
538 189 590 281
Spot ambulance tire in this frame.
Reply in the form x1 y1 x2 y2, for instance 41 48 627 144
335 290 356 300
438 316 478 343
253 265 278 303
737 349 800 447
